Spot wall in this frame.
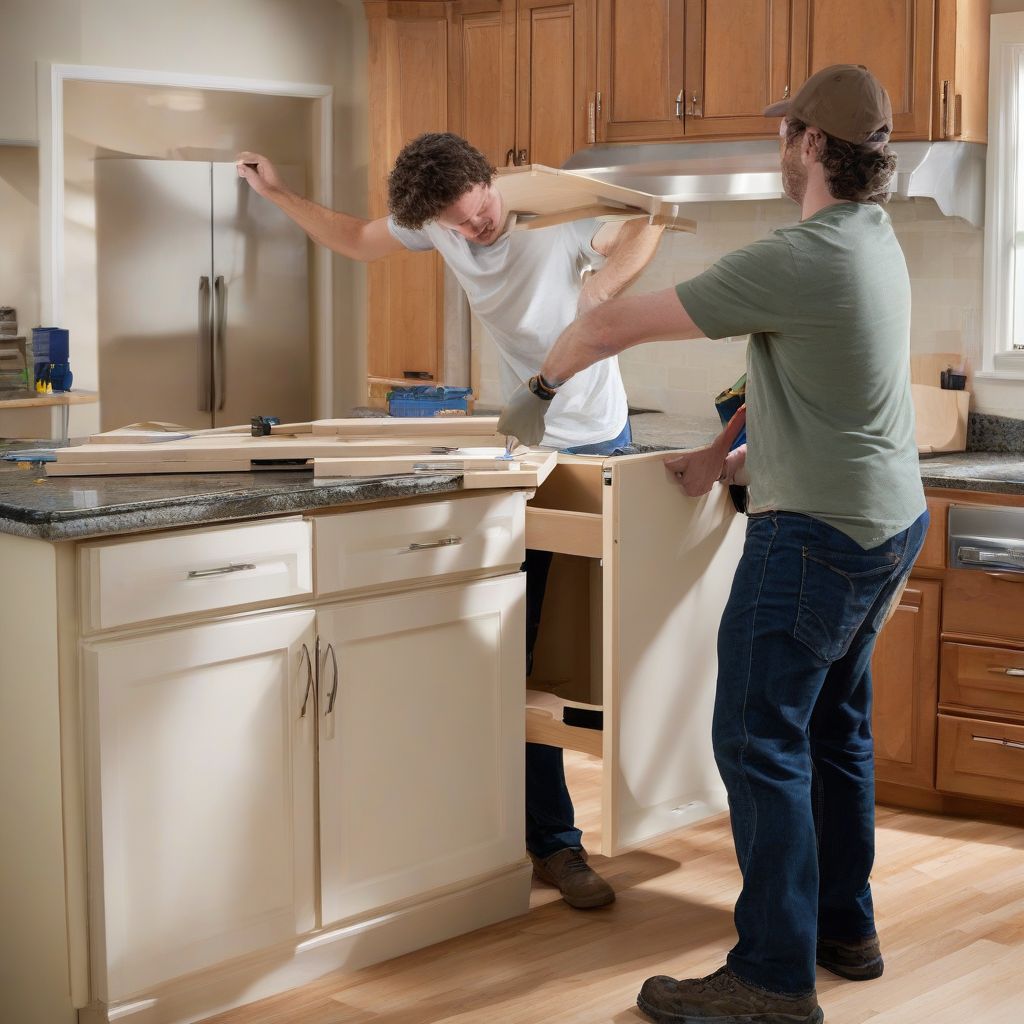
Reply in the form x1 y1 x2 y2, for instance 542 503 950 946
0 146 41 336
0 0 371 428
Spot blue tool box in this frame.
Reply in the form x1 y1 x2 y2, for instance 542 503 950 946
387 386 472 417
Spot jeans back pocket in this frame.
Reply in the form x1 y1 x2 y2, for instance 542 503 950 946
794 547 901 663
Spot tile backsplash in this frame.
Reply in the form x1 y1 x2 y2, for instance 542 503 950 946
475 196 988 421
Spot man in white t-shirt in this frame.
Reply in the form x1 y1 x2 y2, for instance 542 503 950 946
238 132 665 908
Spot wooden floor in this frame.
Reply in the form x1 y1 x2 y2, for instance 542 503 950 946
203 751 1024 1024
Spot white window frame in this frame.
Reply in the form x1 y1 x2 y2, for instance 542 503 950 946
981 12 1024 382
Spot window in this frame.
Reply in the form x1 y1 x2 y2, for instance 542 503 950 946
983 12 1024 377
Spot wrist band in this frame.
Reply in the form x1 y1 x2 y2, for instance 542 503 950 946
529 373 560 401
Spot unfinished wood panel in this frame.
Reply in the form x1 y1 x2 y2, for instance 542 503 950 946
790 0 935 139
933 0 990 143
682 0 790 138
527 456 605 514
448 1 517 166
517 0 592 167
366 3 448 386
525 507 603 557
941 642 1024 720
597 0 687 141
937 713 1024 805
525 690 603 756
873 579 941 790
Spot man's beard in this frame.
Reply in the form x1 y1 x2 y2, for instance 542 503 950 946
781 144 807 204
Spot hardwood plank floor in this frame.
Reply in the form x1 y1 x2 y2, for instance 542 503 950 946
202 752 1024 1024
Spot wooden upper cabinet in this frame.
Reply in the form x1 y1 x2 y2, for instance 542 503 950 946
365 1 449 386
790 0 935 140
516 0 594 166
933 0 990 144
448 1 518 166
683 0 790 138
597 0 687 142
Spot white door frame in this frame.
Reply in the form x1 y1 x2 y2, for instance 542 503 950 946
38 63 335 418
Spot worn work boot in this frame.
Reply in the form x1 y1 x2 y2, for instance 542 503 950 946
816 933 884 981
637 965 824 1023
529 847 615 909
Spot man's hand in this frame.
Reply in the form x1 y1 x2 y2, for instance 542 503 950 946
664 405 746 497
236 151 286 199
497 376 558 448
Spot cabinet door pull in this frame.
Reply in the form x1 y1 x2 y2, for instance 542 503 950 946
324 643 339 716
675 89 684 120
940 80 950 137
952 93 963 138
517 148 528 166
408 536 462 551
690 93 702 118
505 148 517 166
299 644 314 718
990 667 1024 677
588 97 596 144
186 562 257 580
973 734 1024 751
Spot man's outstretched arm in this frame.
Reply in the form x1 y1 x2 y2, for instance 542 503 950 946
579 219 666 314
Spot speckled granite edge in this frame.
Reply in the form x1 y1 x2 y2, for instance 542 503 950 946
967 412 1024 454
0 473 465 542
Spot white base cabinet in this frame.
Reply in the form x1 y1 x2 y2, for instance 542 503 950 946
318 575 525 925
82 609 318 1002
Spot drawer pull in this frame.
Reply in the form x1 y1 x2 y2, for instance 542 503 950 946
324 643 339 716
186 562 257 580
299 644 314 718
973 734 1024 751
985 572 1024 584
989 667 1024 677
407 536 462 552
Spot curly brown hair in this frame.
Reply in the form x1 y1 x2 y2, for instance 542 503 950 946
785 119 897 204
387 133 496 229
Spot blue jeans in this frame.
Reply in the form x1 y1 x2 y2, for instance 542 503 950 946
525 418 632 858
714 509 929 994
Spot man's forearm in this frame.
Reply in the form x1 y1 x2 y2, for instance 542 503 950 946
583 220 665 305
542 287 702 384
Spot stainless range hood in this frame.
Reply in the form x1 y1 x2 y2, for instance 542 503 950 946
562 139 986 228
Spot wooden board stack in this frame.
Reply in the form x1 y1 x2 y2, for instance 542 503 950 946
45 417 558 489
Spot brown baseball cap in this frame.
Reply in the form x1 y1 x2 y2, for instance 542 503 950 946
764 64 892 145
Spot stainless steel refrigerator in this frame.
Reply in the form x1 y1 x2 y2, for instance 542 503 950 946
96 159 311 431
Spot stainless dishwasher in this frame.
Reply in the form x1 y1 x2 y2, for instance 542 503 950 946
948 505 1024 574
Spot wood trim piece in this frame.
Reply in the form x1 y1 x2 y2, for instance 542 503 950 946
525 507 603 557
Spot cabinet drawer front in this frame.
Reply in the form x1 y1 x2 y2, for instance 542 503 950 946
941 643 1024 717
314 493 525 596
81 518 313 632
943 568 1024 643
937 714 1024 806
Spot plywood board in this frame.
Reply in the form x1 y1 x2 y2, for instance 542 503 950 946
496 165 697 233
310 417 502 439
913 383 970 453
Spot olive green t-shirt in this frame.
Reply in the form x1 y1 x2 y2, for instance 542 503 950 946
676 201 925 549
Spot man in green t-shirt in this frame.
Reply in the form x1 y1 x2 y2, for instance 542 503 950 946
499 65 929 1024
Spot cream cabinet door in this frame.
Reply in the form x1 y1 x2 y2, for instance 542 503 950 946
82 609 317 1002
317 574 525 926
604 453 746 854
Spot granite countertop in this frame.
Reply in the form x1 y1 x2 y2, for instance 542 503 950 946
2 412 1023 542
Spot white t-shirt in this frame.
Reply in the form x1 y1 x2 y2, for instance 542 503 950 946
387 215 629 450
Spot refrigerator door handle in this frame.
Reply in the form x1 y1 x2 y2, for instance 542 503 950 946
197 275 212 412
213 275 227 411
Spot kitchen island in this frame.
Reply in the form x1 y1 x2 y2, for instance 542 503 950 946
4 418 1023 1024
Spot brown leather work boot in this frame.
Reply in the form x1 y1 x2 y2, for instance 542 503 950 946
816 933 884 981
637 965 823 1023
529 847 615 909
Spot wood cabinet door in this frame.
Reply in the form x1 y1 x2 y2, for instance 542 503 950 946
682 0 790 138
597 0 687 142
449 1 518 167
317 575 525 926
516 0 594 166
82 610 318 1001
872 578 941 788
790 0 935 139
603 454 747 855
366 2 448 385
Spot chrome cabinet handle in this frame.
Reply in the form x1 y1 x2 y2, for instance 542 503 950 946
517 148 528 166
675 89 684 120
213 275 227 411
973 734 1024 751
990 667 1024 677
407 536 462 551
690 93 702 117
324 642 339 716
958 545 1024 568
186 562 256 579
299 644 314 718
197 276 212 412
